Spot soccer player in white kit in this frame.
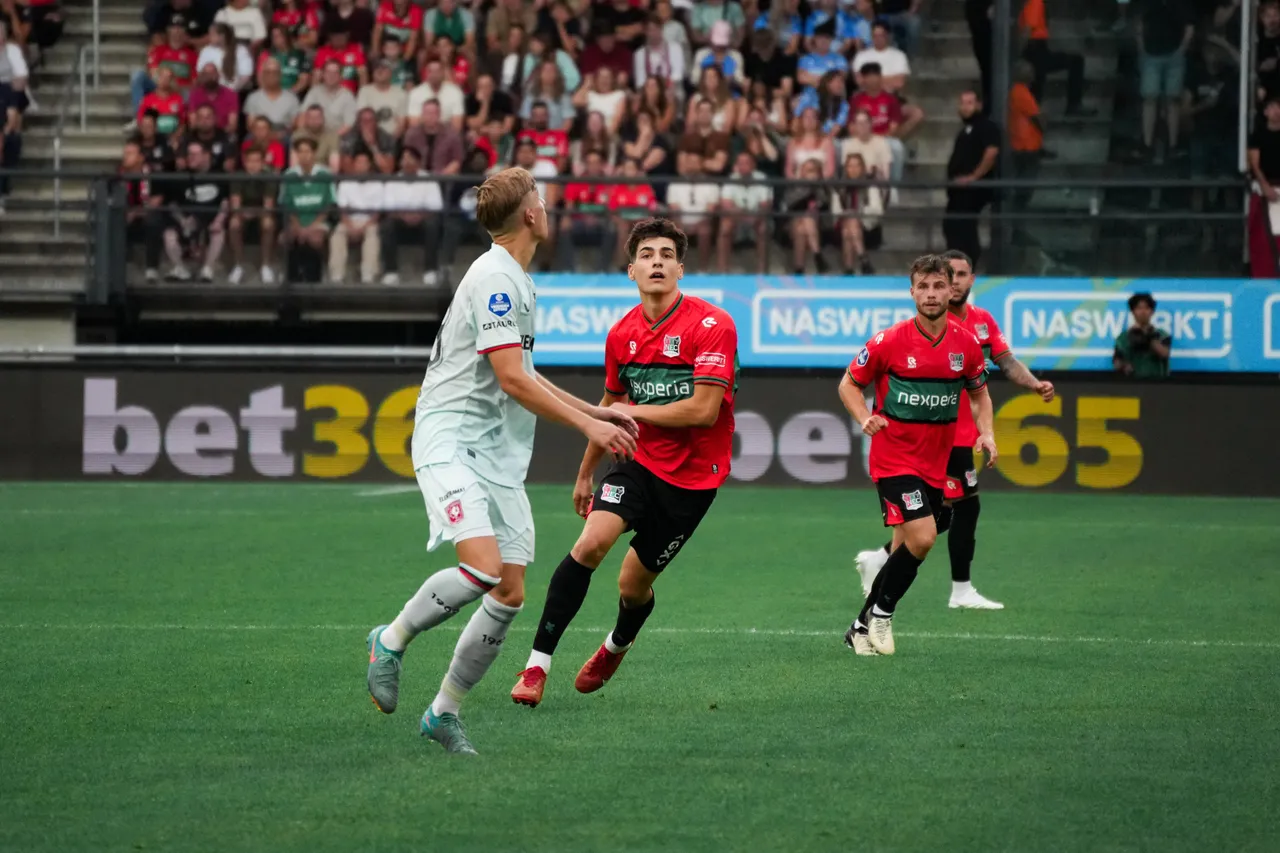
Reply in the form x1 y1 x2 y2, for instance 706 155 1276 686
365 168 639 754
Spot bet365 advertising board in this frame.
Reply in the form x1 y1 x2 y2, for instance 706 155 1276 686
1 368 1275 495
530 275 1278 373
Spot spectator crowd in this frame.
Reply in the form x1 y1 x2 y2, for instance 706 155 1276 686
123 0 943 282
0 0 65 212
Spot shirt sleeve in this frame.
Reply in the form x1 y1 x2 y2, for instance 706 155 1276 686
847 332 886 388
692 314 738 390
986 313 1012 361
604 329 625 395
472 276 524 355
964 333 989 391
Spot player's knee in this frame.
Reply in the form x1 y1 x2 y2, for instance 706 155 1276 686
490 577 524 609
907 527 937 555
617 573 652 607
570 532 613 568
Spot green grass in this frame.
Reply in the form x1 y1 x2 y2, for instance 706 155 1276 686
1 482 1278 853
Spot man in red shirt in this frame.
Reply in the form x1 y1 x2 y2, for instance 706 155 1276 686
131 15 199 123
512 217 738 708
313 23 367 94
515 102 569 172
607 157 657 266
838 254 997 656
373 0 422 60
137 67 186 136
578 25 633 84
850 62 920 184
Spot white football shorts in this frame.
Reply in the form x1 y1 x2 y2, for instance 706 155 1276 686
416 459 535 566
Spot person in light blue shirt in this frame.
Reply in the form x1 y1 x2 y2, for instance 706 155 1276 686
754 0 803 53
803 0 871 55
793 70 850 135
796 22 844 92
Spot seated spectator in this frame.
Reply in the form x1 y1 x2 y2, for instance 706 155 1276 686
380 145 444 285
374 0 422 61
653 0 692 68
851 63 920 183
785 106 836 178
245 57 302 135
145 0 210 50
119 140 155 258
183 102 238 171
755 0 803 56
608 157 658 264
574 67 629 135
423 0 476 59
197 23 253 91
428 33 471 93
151 138 229 282
131 110 177 174
279 136 335 283
472 116 514 172
228 144 279 285
743 29 796 100
242 115 288 170
292 104 342 171
535 0 584 58
803 0 870 56
314 22 368 95
797 20 844 92
131 15 197 126
877 0 922 58
690 0 745 49
746 79 794 135
831 153 880 274
666 150 720 267
513 136 559 205
329 151 384 284
322 0 374 50
260 24 311 97
633 16 686 92
486 0 537 57
270 0 321 51
302 60 359 134
1138 0 1194 162
494 23 531 91
556 148 615 271
570 110 618 175
359 58 409 138
519 61 576 131
794 69 849 135
465 72 515 138
1113 293 1172 377
379 35 417 90
594 0 646 49
852 22 910 92
214 0 266 53
186 65 239 136
341 107 396 173
687 64 743 133
782 158 834 273
523 30 581 92
1018 0 1093 115
693 21 747 89
633 75 676 134
517 101 571 173
581 24 633 86
620 106 673 185
138 66 185 137
402 99 466 176
678 98 732 175
842 109 893 181
717 150 772 272
407 60 466 130
732 104 783 175
18 0 61 63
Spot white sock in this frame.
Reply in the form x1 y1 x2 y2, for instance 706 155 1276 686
871 604 892 618
525 650 552 673
952 580 975 598
604 633 632 654
431 593 522 717
381 563 499 652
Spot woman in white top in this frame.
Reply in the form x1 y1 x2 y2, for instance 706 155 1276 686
831 153 882 275
569 110 618 176
785 107 835 179
0 18 30 114
519 59 576 131
841 109 893 181
685 65 741 134
573 67 627 136
198 23 255 91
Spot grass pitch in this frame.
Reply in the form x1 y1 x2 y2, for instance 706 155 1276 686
1 482 1278 853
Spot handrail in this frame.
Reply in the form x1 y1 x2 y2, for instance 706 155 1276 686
92 0 100 89
51 44 88 239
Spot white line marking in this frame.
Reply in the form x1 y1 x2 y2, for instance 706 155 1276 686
0 623 1274 650
355 485 420 497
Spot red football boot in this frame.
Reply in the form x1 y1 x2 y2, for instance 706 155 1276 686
574 643 629 694
511 666 547 708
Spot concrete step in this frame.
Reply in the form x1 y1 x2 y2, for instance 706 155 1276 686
65 20 150 42
908 75 1117 104
911 59 1119 86
25 102 134 125
917 29 1121 62
38 59 143 79
0 232 91 255
0 253 89 272
25 127 131 148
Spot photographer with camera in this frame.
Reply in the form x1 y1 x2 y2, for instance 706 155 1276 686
1113 292 1172 378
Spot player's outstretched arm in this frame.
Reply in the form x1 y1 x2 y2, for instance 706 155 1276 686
839 372 886 435
994 352 1054 401
535 372 639 437
489 349 638 459
621 383 726 429
969 383 999 468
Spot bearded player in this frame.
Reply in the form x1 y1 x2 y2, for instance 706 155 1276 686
840 254 998 656
854 249 1054 610
510 217 738 707
364 168 639 754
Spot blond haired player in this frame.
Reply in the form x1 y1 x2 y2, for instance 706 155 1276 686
365 168 639 754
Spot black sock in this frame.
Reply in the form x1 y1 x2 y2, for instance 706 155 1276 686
948 497 980 583
531 555 595 656
872 544 926 616
610 590 655 648
857 562 890 625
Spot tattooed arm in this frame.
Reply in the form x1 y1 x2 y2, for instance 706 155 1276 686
994 352 1055 402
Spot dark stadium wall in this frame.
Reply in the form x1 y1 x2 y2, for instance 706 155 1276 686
0 367 1275 496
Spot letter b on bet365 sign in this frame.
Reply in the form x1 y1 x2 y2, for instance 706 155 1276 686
81 378 297 477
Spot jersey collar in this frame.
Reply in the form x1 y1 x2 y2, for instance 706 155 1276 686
913 317 948 347
645 292 684 331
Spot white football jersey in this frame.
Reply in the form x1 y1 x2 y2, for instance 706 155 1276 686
412 243 537 486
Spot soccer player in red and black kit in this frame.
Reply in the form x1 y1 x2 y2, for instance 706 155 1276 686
839 254 998 656
511 218 738 707
854 249 1055 610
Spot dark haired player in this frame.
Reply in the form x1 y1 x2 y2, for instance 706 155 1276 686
511 217 738 707
839 254 998 656
854 249 1054 610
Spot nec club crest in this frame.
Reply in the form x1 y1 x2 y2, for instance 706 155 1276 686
975 323 989 340
662 335 681 357
902 490 924 511
445 500 464 524
965 469 979 487
600 484 626 504
949 352 964 372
